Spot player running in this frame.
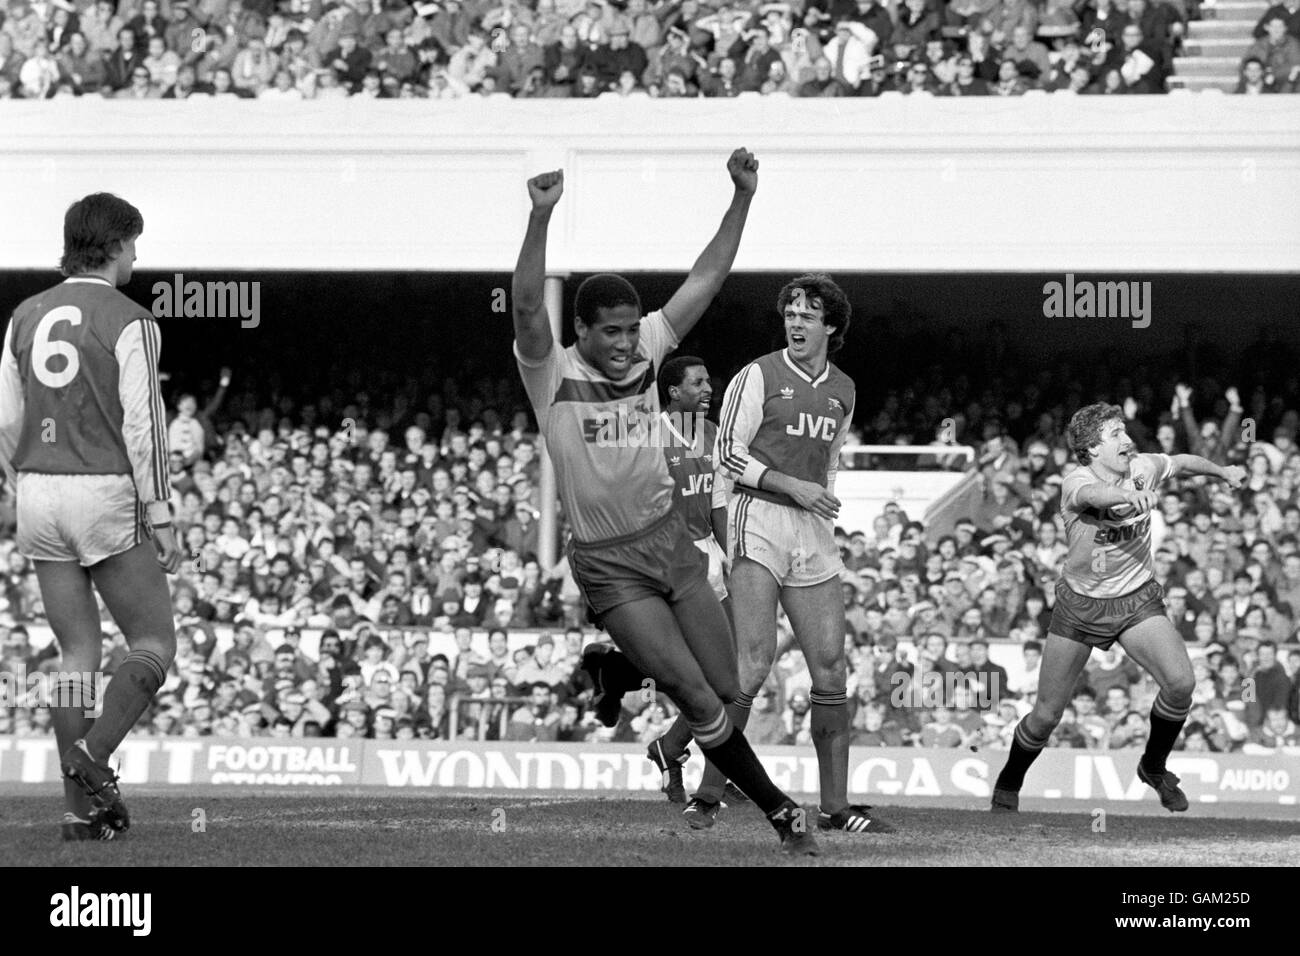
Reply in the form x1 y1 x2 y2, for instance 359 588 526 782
644 356 730 804
713 274 891 834
991 403 1245 812
512 151 817 855
0 193 182 841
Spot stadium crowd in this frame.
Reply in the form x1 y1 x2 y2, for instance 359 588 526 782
0 327 1298 752
2 0 1296 100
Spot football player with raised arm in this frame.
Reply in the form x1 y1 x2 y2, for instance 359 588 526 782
511 152 817 855
991 403 1246 812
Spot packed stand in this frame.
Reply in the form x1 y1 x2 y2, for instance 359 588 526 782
0 333 1297 750
4 0 1285 100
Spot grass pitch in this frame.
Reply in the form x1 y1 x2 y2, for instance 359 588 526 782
4 788 1299 867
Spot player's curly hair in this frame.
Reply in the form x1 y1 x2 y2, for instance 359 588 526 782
1068 402 1124 465
658 355 705 405
60 192 143 277
574 274 641 328
776 274 851 354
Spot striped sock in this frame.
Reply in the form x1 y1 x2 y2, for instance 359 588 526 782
695 710 788 815
695 691 755 804
810 689 850 814
994 716 1052 793
1142 691 1191 775
52 674 97 817
84 649 168 762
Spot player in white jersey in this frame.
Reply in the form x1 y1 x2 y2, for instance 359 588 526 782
0 193 182 841
512 152 816 854
991 403 1245 813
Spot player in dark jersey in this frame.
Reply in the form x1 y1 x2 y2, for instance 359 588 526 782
712 274 892 834
0 193 182 840
512 153 817 855
991 403 1245 813
644 355 731 804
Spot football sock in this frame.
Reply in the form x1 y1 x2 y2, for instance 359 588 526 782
695 691 753 804
52 674 97 816
1142 691 1191 775
693 705 785 815
995 716 1052 792
83 649 168 761
810 689 850 814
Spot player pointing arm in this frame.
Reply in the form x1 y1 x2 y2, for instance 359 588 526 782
992 407 1245 815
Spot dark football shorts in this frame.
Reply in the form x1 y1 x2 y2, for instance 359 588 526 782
1049 577 1167 650
569 508 709 624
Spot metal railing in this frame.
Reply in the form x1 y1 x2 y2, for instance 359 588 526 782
839 444 976 470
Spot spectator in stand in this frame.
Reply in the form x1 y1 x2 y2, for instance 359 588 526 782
1255 0 1300 40
506 682 560 741
894 0 939 62
80 0 124 56
326 30 371 91
737 25 783 90
58 31 107 94
1100 22 1165 93
18 36 59 97
1123 0 1183 56
1244 16 1300 92
164 0 201 57
126 0 166 55
4 0 45 56
142 34 179 90
493 21 543 92
115 60 161 96
797 54 845 94
102 25 143 90
1001 23 1050 77
700 52 743 94
847 0 893 50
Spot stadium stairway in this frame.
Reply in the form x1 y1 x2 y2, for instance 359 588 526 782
1170 0 1268 91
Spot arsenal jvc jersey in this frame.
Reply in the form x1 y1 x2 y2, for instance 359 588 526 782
662 415 721 541
717 349 855 509
0 277 171 521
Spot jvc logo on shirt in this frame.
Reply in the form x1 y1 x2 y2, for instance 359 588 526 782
49 886 151 936
785 413 837 441
681 472 713 496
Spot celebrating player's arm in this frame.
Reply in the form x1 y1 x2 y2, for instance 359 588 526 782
118 317 183 573
511 169 564 364
659 148 758 341
1167 454 1246 487
1074 451 1245 518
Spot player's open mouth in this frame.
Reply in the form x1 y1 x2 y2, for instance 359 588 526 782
789 334 806 348
609 355 629 369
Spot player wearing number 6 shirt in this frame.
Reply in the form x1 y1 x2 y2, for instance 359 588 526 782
712 274 893 835
991 403 1246 814
0 193 181 842
512 152 816 855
